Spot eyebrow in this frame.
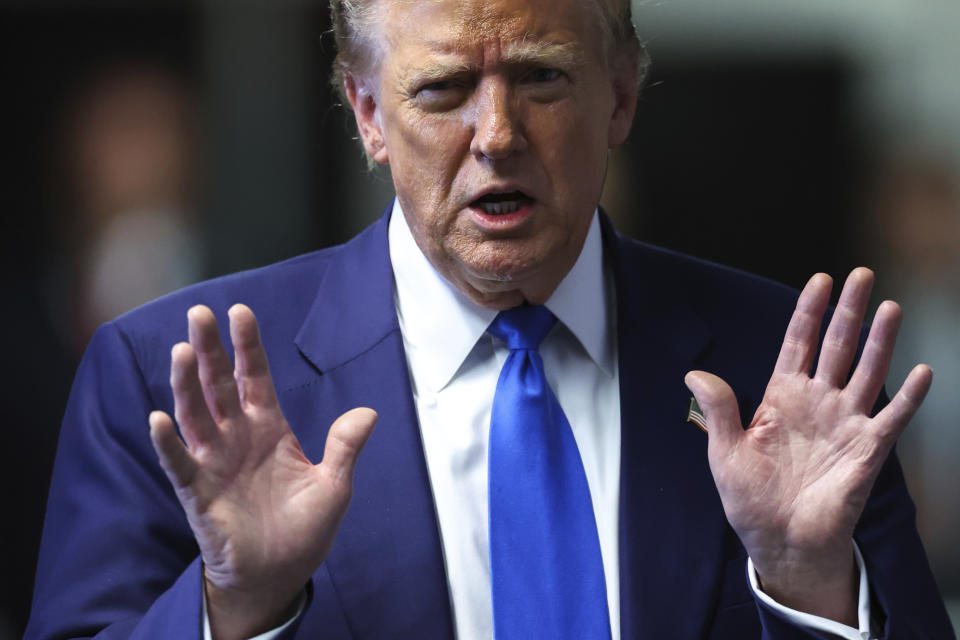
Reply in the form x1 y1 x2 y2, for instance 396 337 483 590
399 59 475 92
398 39 585 92
501 39 583 69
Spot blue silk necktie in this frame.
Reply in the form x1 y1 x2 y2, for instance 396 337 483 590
487 306 611 640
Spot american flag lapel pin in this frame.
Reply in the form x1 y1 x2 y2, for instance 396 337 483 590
687 397 707 433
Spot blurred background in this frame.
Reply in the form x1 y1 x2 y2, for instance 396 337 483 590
1 0 957 636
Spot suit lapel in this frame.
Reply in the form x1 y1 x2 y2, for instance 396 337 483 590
293 210 455 639
603 217 736 640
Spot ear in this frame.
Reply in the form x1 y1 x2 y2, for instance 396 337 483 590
606 46 642 148
344 74 389 164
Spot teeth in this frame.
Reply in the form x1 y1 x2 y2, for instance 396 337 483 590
480 200 522 215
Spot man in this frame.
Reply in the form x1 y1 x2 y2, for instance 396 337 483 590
26 0 954 638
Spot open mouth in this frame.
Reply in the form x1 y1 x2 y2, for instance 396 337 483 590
470 190 535 215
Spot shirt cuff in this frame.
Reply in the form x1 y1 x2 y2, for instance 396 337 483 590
202 588 306 640
747 541 874 640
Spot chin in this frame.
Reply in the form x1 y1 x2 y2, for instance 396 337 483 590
461 245 548 283
448 252 553 308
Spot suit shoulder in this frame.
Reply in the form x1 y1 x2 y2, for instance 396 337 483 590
616 235 800 309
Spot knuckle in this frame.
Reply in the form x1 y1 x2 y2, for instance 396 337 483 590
783 333 805 346
318 460 353 496
896 390 920 413
822 332 852 353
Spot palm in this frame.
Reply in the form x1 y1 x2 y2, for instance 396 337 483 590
170 416 343 589
713 374 878 552
148 304 376 637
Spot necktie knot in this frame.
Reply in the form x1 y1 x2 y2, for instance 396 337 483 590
488 305 556 351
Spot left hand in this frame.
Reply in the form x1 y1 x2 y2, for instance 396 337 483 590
685 268 932 624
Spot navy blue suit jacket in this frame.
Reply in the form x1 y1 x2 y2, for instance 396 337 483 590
26 211 953 639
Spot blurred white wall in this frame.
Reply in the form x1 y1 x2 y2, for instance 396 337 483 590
636 0 960 168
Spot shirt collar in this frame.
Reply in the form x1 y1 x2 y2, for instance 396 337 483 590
543 213 615 379
389 199 614 393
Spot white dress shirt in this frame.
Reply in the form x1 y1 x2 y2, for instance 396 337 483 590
204 201 875 640
390 202 622 640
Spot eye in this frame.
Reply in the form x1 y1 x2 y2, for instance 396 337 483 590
413 78 470 112
419 80 456 93
523 67 562 84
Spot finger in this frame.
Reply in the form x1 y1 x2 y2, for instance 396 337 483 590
229 304 278 409
872 364 932 441
317 408 378 491
149 410 199 489
188 305 242 422
814 268 874 387
170 342 220 447
773 274 832 376
684 371 743 453
845 300 902 412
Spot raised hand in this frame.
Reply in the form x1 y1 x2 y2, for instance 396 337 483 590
685 268 932 624
148 304 377 640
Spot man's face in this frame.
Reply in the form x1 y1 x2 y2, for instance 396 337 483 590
348 0 638 308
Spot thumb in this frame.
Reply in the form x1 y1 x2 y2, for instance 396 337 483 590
318 407 378 489
684 371 743 453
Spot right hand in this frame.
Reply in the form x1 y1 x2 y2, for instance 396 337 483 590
148 304 377 640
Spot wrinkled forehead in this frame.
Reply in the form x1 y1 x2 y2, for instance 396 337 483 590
376 0 606 60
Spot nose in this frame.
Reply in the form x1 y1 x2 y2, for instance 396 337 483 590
470 78 526 161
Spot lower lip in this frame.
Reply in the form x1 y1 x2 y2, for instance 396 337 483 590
468 201 536 231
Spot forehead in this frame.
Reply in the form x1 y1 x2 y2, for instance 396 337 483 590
378 0 605 59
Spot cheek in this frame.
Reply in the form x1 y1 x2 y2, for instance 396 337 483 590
534 92 610 153
533 102 609 203
389 118 470 255
568 100 614 162
391 114 471 200
392 107 466 158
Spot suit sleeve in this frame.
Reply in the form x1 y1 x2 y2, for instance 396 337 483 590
23 322 309 640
